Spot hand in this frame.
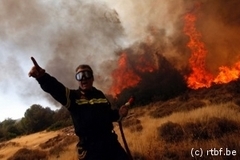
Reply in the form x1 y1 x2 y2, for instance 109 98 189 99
28 57 45 78
119 105 129 117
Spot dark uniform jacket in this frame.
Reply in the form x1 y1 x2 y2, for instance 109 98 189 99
37 73 120 140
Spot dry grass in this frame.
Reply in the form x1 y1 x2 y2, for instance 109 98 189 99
7 148 47 160
1 101 240 160
0 131 59 160
0 130 78 160
121 102 240 159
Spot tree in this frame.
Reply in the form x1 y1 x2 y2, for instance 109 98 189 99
53 106 71 121
22 104 55 134
48 106 72 131
0 118 22 141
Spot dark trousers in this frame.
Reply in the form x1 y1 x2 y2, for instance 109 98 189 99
77 133 129 160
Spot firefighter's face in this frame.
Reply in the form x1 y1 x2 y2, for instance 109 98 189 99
76 68 94 91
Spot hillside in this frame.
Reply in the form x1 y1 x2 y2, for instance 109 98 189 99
1 80 240 160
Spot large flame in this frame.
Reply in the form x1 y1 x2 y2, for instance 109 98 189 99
108 51 157 97
184 6 240 89
109 3 240 98
183 12 214 89
108 52 141 97
214 62 240 84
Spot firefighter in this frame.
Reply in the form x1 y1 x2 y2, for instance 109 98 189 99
28 57 129 160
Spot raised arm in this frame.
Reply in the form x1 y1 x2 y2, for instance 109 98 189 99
28 57 46 78
29 57 70 107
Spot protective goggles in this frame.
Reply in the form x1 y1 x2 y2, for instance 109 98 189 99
75 70 93 81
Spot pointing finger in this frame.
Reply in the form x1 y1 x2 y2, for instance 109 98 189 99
31 57 40 68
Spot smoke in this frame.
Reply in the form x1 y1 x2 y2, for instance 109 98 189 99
114 0 240 76
0 0 126 107
0 0 240 108
45 2 126 90
104 0 188 70
104 0 240 104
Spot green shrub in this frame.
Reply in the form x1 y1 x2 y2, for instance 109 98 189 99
47 120 72 131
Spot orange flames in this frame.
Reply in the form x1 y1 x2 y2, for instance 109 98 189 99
108 52 157 97
214 62 240 84
184 7 240 89
109 4 240 97
183 12 214 89
108 53 140 97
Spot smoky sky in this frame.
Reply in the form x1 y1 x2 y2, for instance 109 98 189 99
0 0 240 108
0 0 125 107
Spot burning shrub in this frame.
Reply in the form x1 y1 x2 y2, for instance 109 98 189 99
109 52 187 107
157 121 184 143
7 148 47 160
